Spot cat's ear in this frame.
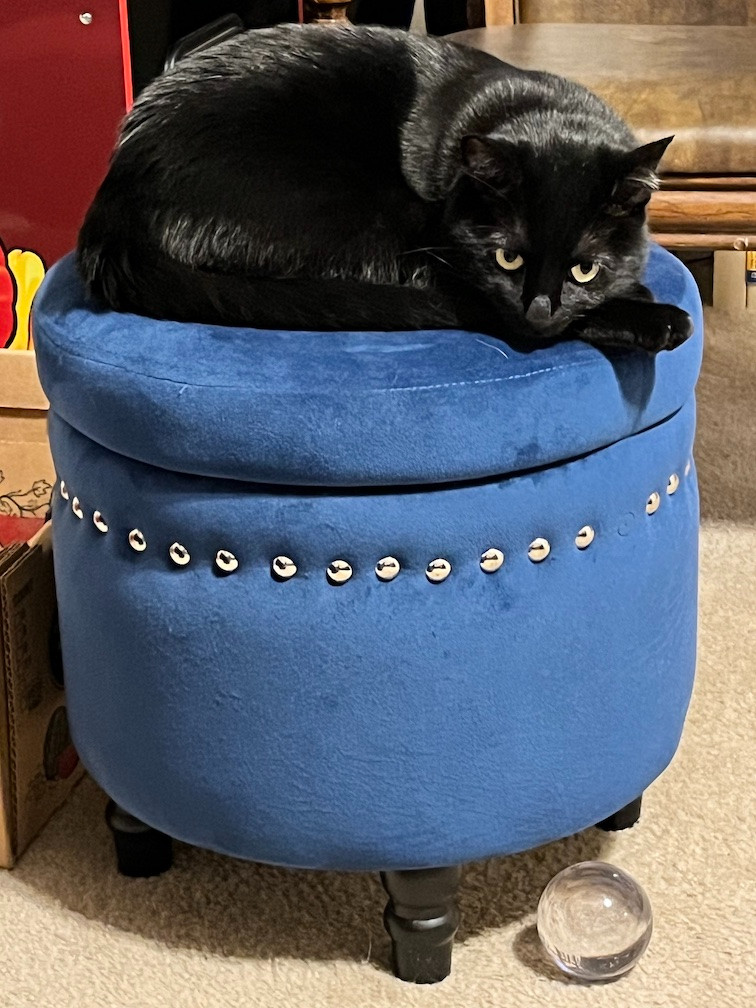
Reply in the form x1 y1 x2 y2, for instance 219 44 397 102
609 136 674 214
460 135 521 190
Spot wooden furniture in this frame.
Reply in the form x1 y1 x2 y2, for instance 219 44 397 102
306 0 352 21
509 1 756 27
457 20 756 307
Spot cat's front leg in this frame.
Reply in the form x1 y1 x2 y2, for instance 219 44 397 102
570 289 694 354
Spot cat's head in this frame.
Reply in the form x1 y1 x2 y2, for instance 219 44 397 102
446 134 673 337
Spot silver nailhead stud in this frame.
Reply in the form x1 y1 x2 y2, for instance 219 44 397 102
327 559 353 584
93 511 108 533
71 497 84 519
128 529 147 552
375 556 401 581
272 555 297 580
60 480 70 500
528 538 551 562
667 473 680 495
480 548 504 573
169 542 191 566
215 549 239 573
575 525 595 549
426 558 452 582
646 492 661 515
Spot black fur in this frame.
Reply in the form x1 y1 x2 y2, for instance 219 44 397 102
78 24 693 352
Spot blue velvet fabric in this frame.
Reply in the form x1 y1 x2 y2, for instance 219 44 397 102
48 402 698 870
35 245 702 871
34 245 702 486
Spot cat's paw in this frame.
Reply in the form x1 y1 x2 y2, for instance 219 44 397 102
636 304 694 353
573 299 695 354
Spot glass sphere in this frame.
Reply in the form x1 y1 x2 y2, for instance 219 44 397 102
536 861 653 981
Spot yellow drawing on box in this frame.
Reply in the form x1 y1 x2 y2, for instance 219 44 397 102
6 249 45 350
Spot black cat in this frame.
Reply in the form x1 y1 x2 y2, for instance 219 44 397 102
77 24 693 352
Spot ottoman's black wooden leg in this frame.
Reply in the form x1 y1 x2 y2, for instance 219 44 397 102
596 794 643 832
381 865 462 984
105 800 173 877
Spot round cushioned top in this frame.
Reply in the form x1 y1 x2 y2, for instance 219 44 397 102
33 246 702 487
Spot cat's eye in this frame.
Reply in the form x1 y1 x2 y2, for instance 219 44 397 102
495 249 524 271
570 262 601 283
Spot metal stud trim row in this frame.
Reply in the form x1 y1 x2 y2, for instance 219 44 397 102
59 461 691 578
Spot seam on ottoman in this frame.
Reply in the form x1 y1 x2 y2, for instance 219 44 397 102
38 317 599 394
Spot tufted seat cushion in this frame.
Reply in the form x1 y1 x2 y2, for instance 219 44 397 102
33 245 702 487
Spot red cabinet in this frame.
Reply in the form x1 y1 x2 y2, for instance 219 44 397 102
0 2 130 272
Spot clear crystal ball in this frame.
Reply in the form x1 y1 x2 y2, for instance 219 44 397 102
536 861 653 981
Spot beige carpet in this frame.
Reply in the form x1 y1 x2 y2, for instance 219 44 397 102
1 306 755 1008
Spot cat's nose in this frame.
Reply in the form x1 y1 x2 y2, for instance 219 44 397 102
524 295 553 330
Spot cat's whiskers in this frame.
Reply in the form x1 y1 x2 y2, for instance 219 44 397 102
461 170 503 197
398 246 455 256
427 251 453 266
399 246 460 275
475 338 509 359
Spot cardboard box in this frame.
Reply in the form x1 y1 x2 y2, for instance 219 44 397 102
0 349 55 523
747 250 756 312
0 523 83 868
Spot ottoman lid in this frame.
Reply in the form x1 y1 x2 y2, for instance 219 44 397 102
33 246 702 487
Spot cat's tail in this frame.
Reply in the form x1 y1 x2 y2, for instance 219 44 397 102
109 252 464 332
77 167 472 331
76 172 268 325
78 197 463 332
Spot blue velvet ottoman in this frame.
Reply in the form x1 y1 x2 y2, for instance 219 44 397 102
33 244 702 983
